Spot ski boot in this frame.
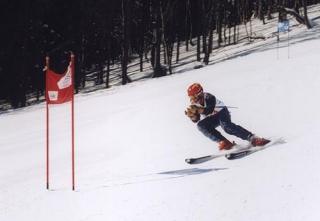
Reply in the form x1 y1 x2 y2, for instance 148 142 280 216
250 135 270 147
218 139 235 151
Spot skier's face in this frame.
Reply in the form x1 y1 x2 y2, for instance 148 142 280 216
189 92 204 104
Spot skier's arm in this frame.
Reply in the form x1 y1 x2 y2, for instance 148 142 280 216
202 94 216 115
189 93 216 115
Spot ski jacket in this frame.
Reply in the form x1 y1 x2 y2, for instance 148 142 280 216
201 92 226 116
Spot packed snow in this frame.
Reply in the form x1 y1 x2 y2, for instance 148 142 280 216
1 8 320 221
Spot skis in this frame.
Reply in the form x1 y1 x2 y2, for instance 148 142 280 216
226 138 285 160
185 138 285 164
185 143 252 164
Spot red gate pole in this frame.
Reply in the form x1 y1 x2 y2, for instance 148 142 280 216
71 53 75 191
45 56 50 190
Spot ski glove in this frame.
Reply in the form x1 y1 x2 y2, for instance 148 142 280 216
185 105 204 123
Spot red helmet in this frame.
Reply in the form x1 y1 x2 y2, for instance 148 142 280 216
187 83 203 97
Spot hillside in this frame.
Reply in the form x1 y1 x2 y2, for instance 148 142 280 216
1 6 320 221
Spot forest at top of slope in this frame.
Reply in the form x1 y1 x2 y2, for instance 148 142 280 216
0 0 319 109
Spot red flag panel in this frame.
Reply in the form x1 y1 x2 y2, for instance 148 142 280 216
46 64 73 104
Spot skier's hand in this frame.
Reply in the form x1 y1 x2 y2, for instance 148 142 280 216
185 105 202 123
189 104 204 114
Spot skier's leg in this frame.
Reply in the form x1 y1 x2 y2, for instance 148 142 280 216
219 108 253 141
197 115 226 142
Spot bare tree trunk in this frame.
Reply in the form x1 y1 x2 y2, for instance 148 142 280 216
139 52 143 72
152 0 166 78
233 24 237 44
208 29 214 54
176 37 180 63
197 35 201 61
302 0 312 29
203 1 214 65
258 0 266 24
121 0 132 85
185 0 191 51
96 64 104 85
216 1 223 47
105 57 110 88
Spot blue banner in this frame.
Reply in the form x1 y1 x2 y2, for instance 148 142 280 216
278 20 289 32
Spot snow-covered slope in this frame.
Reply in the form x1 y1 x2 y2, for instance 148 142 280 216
1 11 320 221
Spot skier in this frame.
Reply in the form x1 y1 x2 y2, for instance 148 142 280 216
185 83 270 151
